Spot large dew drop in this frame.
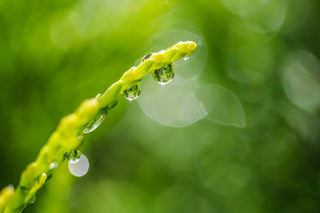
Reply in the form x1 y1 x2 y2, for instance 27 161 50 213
82 112 106 134
123 83 141 101
152 63 175 85
68 154 89 177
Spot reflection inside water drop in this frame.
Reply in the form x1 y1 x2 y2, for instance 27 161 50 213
152 63 175 85
123 83 141 101
82 113 106 134
66 150 81 162
68 154 89 177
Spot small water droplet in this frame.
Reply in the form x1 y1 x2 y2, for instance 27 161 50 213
49 161 58 170
123 83 141 101
152 63 175 85
82 112 106 134
141 53 152 62
184 57 190 61
68 154 89 177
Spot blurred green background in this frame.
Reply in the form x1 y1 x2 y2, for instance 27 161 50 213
1 0 320 212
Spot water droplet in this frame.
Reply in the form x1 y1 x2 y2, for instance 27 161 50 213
152 63 175 85
184 57 190 61
123 83 141 101
82 112 106 134
49 161 58 170
68 154 89 177
141 53 152 62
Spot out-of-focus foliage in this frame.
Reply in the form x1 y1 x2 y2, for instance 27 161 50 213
0 0 319 213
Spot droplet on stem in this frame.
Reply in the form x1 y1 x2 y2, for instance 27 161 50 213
141 53 152 62
82 112 106 134
152 63 175 85
123 83 141 101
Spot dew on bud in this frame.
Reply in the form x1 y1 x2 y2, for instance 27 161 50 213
141 53 152 62
152 63 175 85
82 112 106 134
123 83 141 101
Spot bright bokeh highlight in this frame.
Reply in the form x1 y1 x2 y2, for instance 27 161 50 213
68 154 89 177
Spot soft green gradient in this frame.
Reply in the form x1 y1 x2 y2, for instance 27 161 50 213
0 0 319 212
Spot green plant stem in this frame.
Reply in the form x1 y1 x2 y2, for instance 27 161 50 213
0 41 197 213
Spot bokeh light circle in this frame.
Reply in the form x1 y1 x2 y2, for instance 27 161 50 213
138 75 207 127
281 50 320 113
218 0 288 33
138 73 246 128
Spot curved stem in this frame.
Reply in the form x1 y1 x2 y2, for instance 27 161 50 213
0 41 197 213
